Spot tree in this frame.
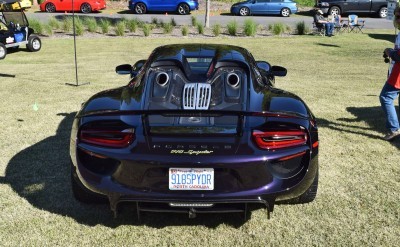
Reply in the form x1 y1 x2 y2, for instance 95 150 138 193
205 0 210 28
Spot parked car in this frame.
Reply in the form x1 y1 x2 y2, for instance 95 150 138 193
70 44 319 220
0 0 41 60
316 0 387 18
128 0 199 15
39 0 106 13
231 0 297 17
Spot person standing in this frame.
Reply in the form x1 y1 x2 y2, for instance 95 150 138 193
314 9 334 37
380 7 400 141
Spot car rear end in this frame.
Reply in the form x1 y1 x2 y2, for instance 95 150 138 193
70 52 318 218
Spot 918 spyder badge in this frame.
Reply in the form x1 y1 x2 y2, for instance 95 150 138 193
170 150 213 155
6 37 14 44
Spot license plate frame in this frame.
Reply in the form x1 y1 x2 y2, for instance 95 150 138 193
169 168 214 190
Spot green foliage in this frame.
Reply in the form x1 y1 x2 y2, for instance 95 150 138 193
227 20 238 36
270 22 286 35
62 17 73 33
191 16 198 27
74 18 84 36
243 18 257 37
127 19 138 33
142 24 152 36
181 25 189 36
99 19 111 34
115 21 126 36
295 21 310 35
196 23 204 35
151 17 159 25
44 24 53 36
295 0 315 7
28 19 44 35
84 17 98 33
170 17 177 27
163 22 174 34
48 17 60 30
212 23 221 37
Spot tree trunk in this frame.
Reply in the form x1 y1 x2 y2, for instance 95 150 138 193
205 0 210 28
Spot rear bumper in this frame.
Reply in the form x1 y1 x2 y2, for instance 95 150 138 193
72 142 318 205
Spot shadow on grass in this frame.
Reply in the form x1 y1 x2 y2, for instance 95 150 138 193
318 106 399 149
368 33 397 43
2 112 249 228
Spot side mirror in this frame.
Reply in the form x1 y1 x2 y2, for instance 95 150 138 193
256 61 271 72
271 66 287 77
116 64 133 75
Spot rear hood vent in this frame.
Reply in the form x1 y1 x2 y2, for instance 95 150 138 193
182 83 211 110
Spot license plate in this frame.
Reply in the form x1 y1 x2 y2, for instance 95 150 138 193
169 168 214 190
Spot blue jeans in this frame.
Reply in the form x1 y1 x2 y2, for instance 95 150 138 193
324 23 334 35
380 83 400 132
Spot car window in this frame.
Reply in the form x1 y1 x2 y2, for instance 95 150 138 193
257 0 269 3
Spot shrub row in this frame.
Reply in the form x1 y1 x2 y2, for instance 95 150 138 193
27 17 310 37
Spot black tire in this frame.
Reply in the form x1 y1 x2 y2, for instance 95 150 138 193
0 43 7 60
71 161 107 203
80 3 92 14
239 7 250 16
379 7 388 18
45 2 56 13
280 7 291 17
134 3 147 14
177 3 190 15
329 6 341 16
26 35 41 52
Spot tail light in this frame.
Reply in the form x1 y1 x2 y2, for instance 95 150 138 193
79 126 135 148
252 129 307 150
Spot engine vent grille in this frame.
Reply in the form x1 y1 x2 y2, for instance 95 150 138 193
182 83 211 110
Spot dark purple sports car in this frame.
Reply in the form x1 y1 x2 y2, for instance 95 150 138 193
70 44 319 219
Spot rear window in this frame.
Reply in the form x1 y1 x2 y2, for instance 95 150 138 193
186 57 213 74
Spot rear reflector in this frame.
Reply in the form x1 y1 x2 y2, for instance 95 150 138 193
252 129 307 150
80 128 135 148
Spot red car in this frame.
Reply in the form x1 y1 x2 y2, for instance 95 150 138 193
40 0 106 13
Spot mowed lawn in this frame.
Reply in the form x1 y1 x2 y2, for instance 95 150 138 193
0 32 399 246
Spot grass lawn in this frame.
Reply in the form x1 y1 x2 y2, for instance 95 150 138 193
0 31 399 246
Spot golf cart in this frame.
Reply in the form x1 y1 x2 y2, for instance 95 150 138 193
0 0 41 60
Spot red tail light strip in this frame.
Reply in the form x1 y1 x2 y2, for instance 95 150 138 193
80 128 135 148
252 129 307 150
278 151 307 161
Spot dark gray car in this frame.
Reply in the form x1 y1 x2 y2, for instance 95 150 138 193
316 0 387 18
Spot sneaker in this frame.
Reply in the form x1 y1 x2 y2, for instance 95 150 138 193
383 129 400 141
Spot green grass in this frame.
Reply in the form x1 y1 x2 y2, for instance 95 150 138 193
0 32 399 246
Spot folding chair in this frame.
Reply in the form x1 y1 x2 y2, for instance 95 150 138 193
313 21 325 36
333 15 347 34
348 14 365 33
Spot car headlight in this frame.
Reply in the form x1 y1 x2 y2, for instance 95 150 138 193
320 2 329 7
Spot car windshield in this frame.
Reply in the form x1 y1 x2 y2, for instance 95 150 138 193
2 11 28 26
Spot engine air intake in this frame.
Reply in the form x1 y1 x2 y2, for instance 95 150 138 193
182 83 212 110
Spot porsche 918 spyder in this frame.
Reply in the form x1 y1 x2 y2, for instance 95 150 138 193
70 44 319 220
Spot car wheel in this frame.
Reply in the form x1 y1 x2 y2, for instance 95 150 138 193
280 7 290 17
238 7 250 16
80 3 92 13
329 6 341 16
134 3 147 14
70 161 107 203
0 43 7 60
45 3 56 13
379 7 388 18
177 3 190 15
26 35 41 52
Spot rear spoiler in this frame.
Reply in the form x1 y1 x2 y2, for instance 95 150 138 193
77 109 309 119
